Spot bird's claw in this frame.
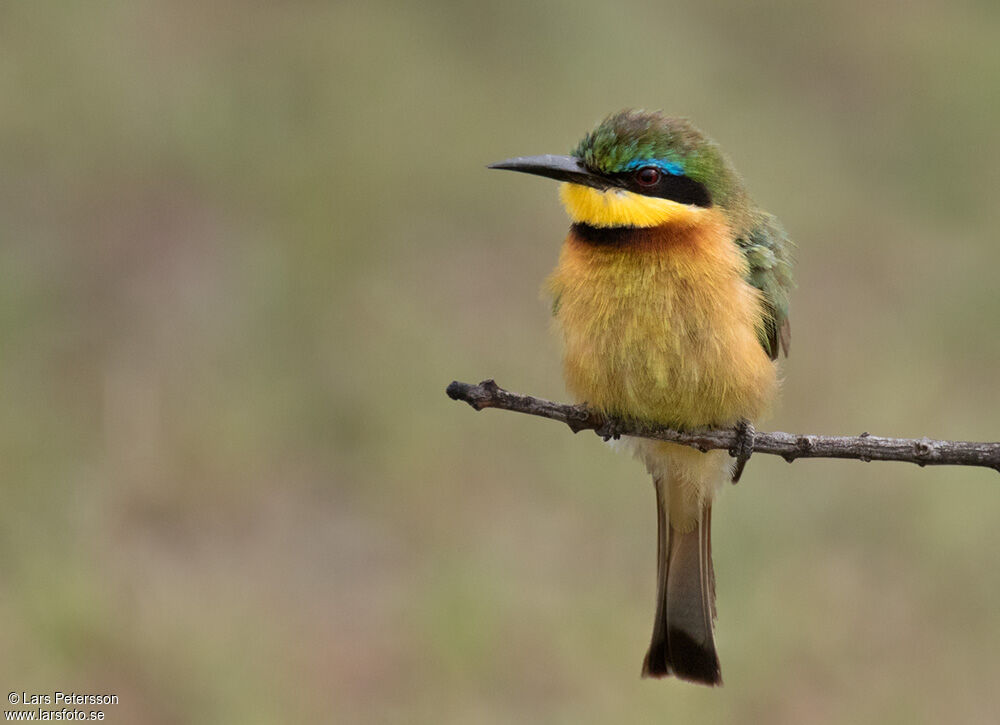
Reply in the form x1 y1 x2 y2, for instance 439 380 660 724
730 418 755 483
596 417 627 442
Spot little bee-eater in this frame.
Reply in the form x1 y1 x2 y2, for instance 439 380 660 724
490 110 793 685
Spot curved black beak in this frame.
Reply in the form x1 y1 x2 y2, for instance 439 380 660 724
488 155 614 191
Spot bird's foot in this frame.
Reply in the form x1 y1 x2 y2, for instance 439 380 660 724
595 416 627 442
730 418 755 483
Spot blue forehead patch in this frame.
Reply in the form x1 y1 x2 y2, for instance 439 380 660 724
623 158 684 176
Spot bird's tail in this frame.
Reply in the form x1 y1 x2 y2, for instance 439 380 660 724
641 477 721 685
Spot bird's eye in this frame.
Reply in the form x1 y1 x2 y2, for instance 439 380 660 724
635 166 661 186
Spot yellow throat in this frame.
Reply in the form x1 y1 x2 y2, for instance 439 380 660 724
559 182 706 228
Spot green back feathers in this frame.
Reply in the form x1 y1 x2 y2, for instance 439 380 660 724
738 211 794 358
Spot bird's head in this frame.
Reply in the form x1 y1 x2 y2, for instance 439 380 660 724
491 110 747 229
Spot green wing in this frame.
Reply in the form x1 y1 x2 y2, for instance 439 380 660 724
736 212 794 360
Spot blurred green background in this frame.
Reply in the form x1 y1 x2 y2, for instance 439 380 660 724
1 1 999 722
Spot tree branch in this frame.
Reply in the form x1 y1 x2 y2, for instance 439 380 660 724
446 379 1000 475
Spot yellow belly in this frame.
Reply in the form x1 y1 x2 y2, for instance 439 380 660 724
547 210 777 430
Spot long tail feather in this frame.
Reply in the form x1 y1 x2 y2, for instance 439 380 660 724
642 480 721 685
642 479 672 676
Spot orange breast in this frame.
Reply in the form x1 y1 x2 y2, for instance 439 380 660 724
546 210 777 429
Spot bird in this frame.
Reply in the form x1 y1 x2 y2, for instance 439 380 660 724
489 110 793 685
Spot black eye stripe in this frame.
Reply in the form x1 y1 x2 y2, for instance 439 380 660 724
610 170 712 207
